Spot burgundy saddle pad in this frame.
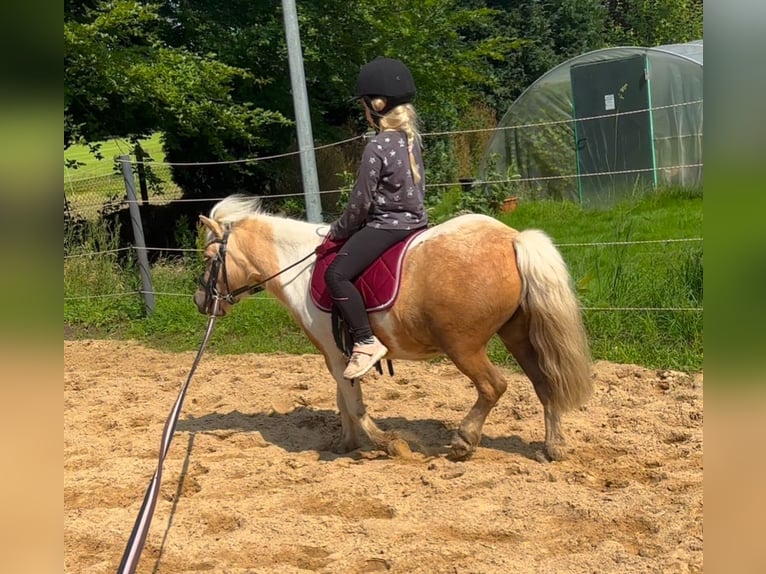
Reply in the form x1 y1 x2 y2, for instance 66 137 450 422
310 230 426 313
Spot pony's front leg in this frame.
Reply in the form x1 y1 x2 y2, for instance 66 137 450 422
323 349 411 457
334 374 390 453
323 354 361 453
333 383 360 453
334 370 411 457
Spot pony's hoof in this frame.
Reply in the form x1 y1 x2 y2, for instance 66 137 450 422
387 438 413 459
545 443 568 462
448 433 474 461
331 437 359 454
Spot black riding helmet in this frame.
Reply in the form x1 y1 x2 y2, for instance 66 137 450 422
353 57 416 116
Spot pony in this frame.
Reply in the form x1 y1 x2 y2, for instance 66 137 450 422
194 195 592 461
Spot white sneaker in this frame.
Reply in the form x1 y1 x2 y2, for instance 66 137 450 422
343 336 388 380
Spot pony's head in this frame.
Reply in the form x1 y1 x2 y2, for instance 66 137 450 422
193 196 265 316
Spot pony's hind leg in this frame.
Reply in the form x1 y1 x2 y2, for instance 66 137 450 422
498 320 568 461
446 348 508 460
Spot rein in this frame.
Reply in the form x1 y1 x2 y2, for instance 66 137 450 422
200 229 316 309
118 299 219 574
119 225 317 573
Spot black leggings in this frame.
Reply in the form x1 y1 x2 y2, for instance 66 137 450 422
325 226 414 344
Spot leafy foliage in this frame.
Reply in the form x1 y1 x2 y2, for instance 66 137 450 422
605 0 703 46
65 0 703 202
65 0 290 196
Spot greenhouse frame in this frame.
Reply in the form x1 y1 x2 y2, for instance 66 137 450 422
480 40 703 207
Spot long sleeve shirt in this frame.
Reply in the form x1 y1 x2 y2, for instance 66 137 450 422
329 131 427 239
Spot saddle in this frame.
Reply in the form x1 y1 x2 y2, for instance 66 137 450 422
310 229 425 313
310 229 425 372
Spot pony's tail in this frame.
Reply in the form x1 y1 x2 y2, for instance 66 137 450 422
513 229 593 412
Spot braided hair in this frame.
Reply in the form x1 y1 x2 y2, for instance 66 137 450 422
367 97 422 186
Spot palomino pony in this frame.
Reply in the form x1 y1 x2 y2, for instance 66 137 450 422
194 195 592 461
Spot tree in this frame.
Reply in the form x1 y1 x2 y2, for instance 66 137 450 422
605 0 703 47
65 0 290 196
157 0 517 190
481 0 610 112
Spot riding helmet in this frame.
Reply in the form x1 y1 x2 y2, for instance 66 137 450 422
353 57 416 114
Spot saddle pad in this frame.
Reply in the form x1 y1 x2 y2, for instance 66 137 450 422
310 229 426 313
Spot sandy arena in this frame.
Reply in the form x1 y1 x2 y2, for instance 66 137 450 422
64 339 702 573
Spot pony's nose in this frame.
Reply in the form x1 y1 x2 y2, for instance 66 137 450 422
193 290 208 314
193 290 228 316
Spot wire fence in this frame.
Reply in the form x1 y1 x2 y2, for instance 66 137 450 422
63 99 703 220
64 236 704 313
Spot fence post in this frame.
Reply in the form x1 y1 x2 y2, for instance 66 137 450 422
134 144 150 205
120 154 156 315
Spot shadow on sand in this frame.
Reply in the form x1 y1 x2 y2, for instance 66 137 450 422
176 406 542 462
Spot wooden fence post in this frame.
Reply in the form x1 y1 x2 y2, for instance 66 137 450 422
119 154 156 315
134 144 150 205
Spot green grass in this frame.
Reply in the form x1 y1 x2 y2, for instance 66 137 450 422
492 187 703 370
64 219 145 329
64 133 181 220
64 132 166 179
65 186 703 371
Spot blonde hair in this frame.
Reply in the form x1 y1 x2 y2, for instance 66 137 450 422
369 97 422 185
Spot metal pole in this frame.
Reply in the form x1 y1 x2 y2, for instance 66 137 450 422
281 0 322 223
119 154 156 315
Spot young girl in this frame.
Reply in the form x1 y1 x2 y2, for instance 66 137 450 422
324 57 428 380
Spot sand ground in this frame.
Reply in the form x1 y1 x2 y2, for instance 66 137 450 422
64 340 702 573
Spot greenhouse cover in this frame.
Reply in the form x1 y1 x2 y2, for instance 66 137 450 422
480 40 702 207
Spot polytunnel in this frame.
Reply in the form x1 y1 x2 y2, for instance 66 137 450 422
479 40 703 207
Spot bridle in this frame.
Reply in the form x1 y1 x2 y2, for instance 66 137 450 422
198 230 245 310
198 228 316 311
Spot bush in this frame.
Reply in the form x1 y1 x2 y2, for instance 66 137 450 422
64 218 144 330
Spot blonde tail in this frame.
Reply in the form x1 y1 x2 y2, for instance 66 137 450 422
513 229 593 412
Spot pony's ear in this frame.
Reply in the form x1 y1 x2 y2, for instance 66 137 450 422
199 215 224 240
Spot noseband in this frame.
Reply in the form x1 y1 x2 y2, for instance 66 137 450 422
199 228 316 311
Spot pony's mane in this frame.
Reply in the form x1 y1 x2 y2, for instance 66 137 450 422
210 194 265 225
206 193 318 247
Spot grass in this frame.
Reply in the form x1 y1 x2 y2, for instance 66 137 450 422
64 133 181 220
492 187 703 370
64 132 166 179
64 186 703 371
64 219 145 328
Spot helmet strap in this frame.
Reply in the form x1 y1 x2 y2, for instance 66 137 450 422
362 96 384 128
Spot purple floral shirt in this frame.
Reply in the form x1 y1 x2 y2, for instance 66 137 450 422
329 131 427 239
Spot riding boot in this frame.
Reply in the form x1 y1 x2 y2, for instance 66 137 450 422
343 336 388 380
